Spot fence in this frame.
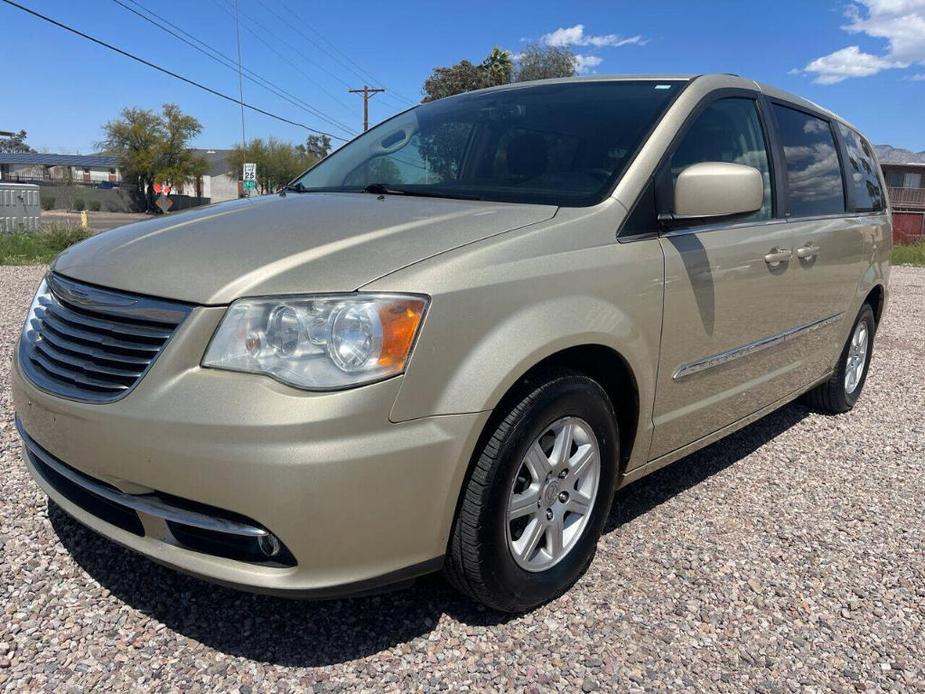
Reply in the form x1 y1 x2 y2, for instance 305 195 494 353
887 186 925 211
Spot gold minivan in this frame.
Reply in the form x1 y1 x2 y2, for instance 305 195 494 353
13 74 890 612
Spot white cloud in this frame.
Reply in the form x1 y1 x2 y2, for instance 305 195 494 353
542 24 644 48
904 72 925 79
804 45 902 84
802 0 925 84
573 54 604 74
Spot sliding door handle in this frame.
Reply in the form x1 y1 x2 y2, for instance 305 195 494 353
764 248 792 265
796 243 819 259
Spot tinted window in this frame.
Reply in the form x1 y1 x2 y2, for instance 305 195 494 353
838 124 884 212
670 98 772 222
294 81 683 207
773 105 845 217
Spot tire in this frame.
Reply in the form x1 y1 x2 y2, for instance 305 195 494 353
804 303 876 414
445 371 619 613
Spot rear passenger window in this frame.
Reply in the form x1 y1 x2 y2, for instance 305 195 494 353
671 98 772 222
772 105 845 217
838 124 885 212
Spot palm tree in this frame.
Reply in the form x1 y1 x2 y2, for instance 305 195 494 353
481 47 514 86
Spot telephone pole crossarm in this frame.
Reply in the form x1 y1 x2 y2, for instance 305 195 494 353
348 85 385 131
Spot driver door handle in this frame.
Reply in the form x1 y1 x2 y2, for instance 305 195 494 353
764 248 792 265
796 242 819 259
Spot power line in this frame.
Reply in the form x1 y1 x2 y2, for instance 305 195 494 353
258 0 417 109
280 0 417 107
210 0 357 114
0 0 350 141
110 0 355 136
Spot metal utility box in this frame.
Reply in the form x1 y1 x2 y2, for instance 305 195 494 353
0 182 40 232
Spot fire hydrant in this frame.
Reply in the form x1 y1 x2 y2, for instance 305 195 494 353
79 210 89 230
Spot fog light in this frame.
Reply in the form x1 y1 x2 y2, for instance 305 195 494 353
257 533 281 558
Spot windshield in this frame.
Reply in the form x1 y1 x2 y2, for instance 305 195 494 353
292 80 685 206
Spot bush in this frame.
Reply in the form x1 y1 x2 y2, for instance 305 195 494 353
88 200 101 212
73 198 86 212
892 241 925 267
40 197 56 211
0 223 92 265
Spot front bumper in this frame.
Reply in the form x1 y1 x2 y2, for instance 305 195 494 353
12 318 489 595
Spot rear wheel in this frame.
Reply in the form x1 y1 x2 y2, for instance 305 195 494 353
804 304 876 414
445 372 618 612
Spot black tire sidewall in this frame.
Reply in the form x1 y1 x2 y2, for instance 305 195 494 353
839 304 876 409
479 376 618 609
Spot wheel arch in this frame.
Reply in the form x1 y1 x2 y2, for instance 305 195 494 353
864 283 885 326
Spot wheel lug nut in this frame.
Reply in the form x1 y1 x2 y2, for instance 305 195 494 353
545 508 554 520
558 491 569 503
558 469 568 479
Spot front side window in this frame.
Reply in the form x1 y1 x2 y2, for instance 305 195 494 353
773 105 845 217
292 81 684 207
669 98 773 222
838 124 884 212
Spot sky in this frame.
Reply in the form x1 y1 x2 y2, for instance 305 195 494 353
2 0 924 153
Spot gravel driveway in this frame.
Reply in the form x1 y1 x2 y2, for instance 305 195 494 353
1 265 923 691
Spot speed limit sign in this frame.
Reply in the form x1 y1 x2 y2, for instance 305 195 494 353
243 162 256 192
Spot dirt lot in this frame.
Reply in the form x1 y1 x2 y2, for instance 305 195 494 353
1 265 922 691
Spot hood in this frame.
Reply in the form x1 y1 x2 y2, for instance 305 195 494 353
53 193 556 305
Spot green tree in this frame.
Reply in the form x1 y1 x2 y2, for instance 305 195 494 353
229 137 321 194
100 104 208 211
481 47 514 85
0 129 34 153
300 134 332 159
422 60 492 102
514 44 577 82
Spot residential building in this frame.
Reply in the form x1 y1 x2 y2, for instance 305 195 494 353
0 153 120 184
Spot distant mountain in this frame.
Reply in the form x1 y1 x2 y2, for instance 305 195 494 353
874 145 925 164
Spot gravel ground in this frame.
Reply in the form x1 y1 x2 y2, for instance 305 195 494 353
1 264 923 692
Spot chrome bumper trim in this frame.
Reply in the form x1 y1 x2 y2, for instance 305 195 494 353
673 312 844 381
16 418 268 538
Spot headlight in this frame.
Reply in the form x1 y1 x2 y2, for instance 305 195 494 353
202 294 428 390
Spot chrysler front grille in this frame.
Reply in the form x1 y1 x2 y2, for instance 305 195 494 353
19 273 192 403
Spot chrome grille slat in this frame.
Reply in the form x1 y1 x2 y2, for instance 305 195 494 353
19 274 192 403
29 351 131 392
33 340 146 379
38 296 174 339
35 311 162 353
36 328 153 366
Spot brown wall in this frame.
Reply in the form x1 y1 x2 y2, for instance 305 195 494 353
893 211 925 244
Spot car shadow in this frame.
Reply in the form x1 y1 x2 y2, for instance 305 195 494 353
48 402 809 667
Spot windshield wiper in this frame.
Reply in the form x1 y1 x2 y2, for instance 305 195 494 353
362 183 481 200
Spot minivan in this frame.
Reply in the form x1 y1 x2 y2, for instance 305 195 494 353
13 74 890 612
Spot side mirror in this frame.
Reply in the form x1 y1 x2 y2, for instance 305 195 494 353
668 162 764 224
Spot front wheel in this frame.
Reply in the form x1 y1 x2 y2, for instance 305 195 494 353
804 303 876 414
444 372 619 613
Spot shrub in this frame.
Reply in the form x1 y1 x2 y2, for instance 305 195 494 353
0 223 92 265
73 198 86 212
892 241 925 267
40 197 56 211
88 200 101 212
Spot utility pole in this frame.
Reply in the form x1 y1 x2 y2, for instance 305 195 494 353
233 0 246 148
349 86 385 131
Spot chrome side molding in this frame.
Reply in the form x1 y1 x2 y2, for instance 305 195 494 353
673 312 843 381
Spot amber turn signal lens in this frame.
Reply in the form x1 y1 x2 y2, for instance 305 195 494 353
377 298 426 369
